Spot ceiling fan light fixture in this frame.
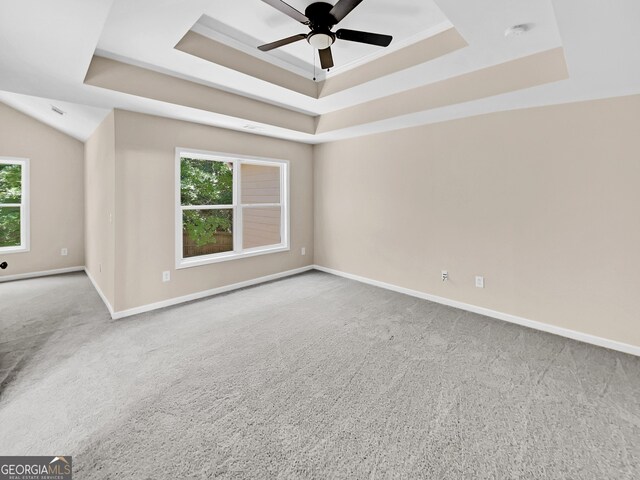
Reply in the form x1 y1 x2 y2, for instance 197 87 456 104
307 32 335 50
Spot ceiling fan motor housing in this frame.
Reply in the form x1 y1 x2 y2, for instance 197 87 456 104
305 2 338 29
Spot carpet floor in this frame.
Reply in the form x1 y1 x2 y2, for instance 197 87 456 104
0 271 639 479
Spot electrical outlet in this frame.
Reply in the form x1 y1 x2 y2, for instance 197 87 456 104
301 247 306 256
475 276 484 288
60 248 68 256
441 270 448 282
162 271 171 282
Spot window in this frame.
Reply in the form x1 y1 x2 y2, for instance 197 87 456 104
176 149 289 268
0 157 29 253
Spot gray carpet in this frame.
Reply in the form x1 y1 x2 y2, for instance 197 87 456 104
0 271 639 479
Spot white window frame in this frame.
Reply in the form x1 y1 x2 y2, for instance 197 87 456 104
0 157 30 254
175 148 290 269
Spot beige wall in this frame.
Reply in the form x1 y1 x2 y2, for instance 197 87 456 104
84 111 116 306
0 102 84 278
314 94 640 347
112 110 313 312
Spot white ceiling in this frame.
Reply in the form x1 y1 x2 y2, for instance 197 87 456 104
0 0 638 143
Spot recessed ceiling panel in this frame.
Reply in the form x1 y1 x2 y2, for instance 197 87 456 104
196 0 450 76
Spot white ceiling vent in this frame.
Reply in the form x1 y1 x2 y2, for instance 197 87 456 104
504 24 531 37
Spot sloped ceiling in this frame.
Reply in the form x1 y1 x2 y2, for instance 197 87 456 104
0 0 638 143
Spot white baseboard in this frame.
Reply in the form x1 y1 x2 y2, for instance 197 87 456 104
0 266 84 283
15 265 640 356
21 262 632 357
111 265 314 320
84 268 115 317
313 265 640 357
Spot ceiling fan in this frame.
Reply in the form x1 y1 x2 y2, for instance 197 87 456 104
258 0 393 70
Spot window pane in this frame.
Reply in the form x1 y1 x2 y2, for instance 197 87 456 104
0 164 22 203
181 158 233 206
243 207 281 249
0 207 21 248
241 163 280 204
182 209 233 258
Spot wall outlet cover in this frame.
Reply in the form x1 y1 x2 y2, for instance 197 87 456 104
162 271 171 282
475 276 485 288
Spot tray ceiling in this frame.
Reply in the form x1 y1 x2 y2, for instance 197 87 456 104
0 0 638 144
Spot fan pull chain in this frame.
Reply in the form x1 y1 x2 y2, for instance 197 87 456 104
313 48 317 81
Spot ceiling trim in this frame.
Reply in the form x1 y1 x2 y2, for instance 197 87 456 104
176 25 467 102
317 47 569 133
84 56 317 134
319 28 467 97
84 46 569 140
175 31 319 98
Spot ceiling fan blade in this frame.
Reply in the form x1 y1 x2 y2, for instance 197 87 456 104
336 29 392 47
329 0 365 23
260 0 309 24
319 47 334 70
258 34 307 52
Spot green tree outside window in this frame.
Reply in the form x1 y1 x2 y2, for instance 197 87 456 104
181 158 233 247
0 164 22 248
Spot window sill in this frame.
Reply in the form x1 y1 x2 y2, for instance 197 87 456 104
176 245 290 269
0 246 29 254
